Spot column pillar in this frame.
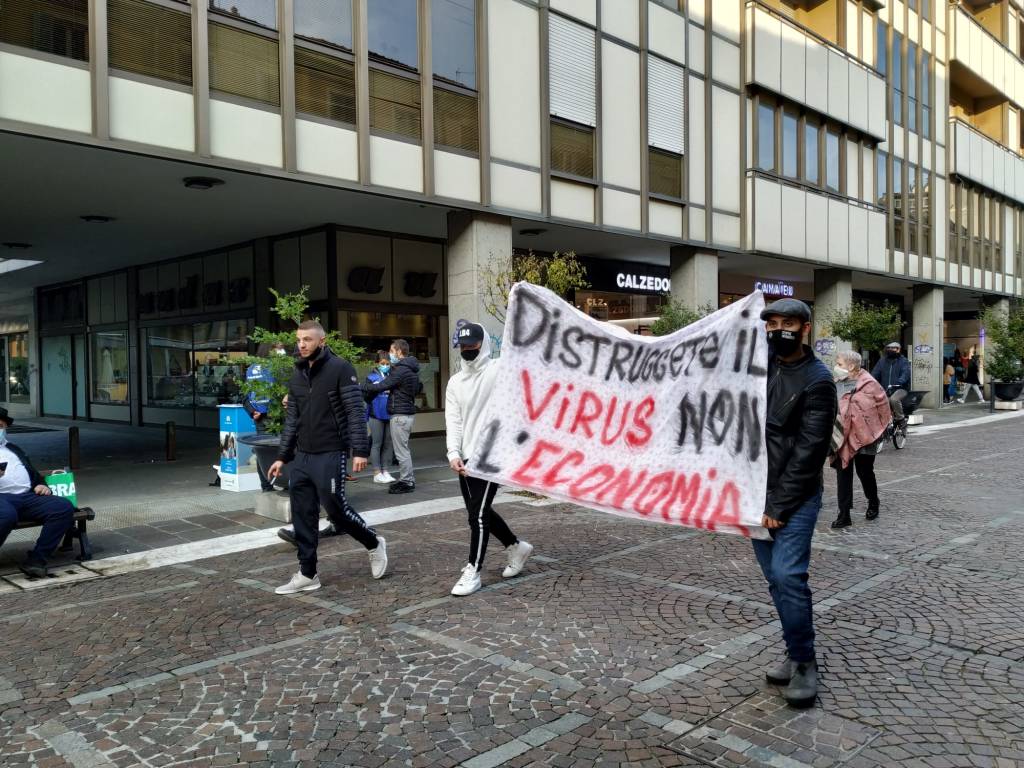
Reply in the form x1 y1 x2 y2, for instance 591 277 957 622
912 284 945 408
446 212 512 370
669 247 718 310
811 268 853 372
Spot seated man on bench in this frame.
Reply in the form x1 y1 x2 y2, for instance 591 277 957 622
0 408 74 577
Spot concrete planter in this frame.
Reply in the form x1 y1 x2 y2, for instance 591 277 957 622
992 381 1024 402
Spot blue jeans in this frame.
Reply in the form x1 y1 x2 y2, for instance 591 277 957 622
0 491 75 564
753 491 821 663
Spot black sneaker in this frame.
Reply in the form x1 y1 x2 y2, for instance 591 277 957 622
19 556 48 579
320 523 342 538
865 506 880 521
389 481 415 495
277 527 298 547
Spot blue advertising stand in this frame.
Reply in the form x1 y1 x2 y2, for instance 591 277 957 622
218 404 260 492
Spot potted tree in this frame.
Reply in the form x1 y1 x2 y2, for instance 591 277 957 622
823 301 904 370
980 304 1024 402
649 301 712 336
239 287 364 483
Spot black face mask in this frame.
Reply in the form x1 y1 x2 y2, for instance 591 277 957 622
886 350 899 359
767 329 802 358
460 348 480 362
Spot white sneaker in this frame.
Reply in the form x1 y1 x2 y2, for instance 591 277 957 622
381 471 396 483
275 571 321 594
373 472 389 484
502 540 534 578
369 537 388 579
451 563 481 596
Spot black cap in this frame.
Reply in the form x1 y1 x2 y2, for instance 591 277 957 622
454 321 485 347
760 298 811 323
0 407 12 426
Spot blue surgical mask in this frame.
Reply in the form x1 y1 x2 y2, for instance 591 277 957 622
389 353 399 364
378 364 390 375
0 428 6 445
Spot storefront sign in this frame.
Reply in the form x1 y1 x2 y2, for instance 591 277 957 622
754 280 795 297
468 283 769 538
616 273 671 292
403 271 439 299
347 266 386 295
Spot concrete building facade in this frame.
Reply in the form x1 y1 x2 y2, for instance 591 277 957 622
0 0 1020 427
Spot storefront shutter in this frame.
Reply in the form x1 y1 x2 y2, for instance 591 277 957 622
647 56 685 155
433 87 478 153
0 0 89 61
108 0 192 87
209 22 280 107
548 14 595 127
295 46 355 124
369 68 421 140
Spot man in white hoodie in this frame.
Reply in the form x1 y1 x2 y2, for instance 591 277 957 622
446 321 534 596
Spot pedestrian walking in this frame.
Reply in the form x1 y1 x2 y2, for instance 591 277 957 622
361 339 420 495
830 351 889 529
366 350 396 485
943 359 956 404
958 354 987 403
445 321 533 597
870 341 911 423
267 321 388 594
758 299 837 708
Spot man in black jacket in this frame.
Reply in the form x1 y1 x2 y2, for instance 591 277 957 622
0 408 74 577
361 338 420 494
757 299 838 708
267 321 388 594
870 341 911 422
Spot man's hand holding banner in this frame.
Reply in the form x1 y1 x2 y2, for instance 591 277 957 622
467 283 770 537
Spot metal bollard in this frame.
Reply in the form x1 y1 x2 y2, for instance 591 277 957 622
68 426 80 470
166 421 177 462
990 383 996 414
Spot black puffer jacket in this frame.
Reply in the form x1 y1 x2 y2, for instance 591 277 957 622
361 355 421 415
765 347 838 522
277 347 370 462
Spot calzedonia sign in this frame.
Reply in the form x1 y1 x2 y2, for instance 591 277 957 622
578 257 671 295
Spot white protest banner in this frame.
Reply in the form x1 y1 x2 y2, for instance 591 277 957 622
467 283 769 537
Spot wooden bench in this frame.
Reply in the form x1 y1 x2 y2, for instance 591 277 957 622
14 506 95 561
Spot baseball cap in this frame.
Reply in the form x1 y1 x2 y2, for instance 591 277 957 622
759 298 811 323
885 341 901 349
453 321 485 348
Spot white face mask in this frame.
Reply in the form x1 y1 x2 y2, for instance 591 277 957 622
0 428 7 445
273 348 287 356
834 366 850 381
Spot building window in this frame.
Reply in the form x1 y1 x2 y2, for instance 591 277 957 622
921 169 931 257
91 330 129 405
294 0 352 50
781 110 798 178
295 46 355 124
369 68 421 140
920 0 930 23
993 198 1002 273
0 0 89 61
825 128 840 192
208 23 281 107
757 101 775 172
651 0 683 10
875 18 886 77
921 53 931 140
876 151 887 206
551 119 595 178
892 31 903 127
892 158 903 250
970 189 982 269
804 119 820 185
210 0 277 29
907 164 918 253
368 0 418 70
0 334 30 405
907 41 918 134
108 0 192 87
432 0 478 153
649 148 683 198
143 320 253 411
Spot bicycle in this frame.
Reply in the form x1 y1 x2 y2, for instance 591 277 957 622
882 418 908 450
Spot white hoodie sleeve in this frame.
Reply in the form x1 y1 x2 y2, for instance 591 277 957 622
444 375 464 462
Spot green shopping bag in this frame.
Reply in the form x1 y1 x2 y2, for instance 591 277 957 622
45 471 78 507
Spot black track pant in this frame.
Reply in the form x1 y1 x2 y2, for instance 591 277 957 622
835 453 879 514
290 450 378 577
460 475 517 570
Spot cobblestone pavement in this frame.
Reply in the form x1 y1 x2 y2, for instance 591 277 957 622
1 416 1022 767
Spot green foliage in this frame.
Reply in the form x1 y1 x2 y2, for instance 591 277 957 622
482 250 589 325
649 301 713 337
240 287 364 435
824 301 904 355
980 304 1024 382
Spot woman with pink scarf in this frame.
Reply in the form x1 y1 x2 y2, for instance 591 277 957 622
830 351 890 529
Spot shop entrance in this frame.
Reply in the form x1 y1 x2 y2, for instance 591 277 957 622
41 334 87 419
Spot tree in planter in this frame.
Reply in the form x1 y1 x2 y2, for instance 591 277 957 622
481 250 589 327
823 301 904 362
979 304 1024 386
241 287 364 435
649 301 713 336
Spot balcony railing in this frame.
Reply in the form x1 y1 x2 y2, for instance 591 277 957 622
745 0 887 140
951 3 1024 107
949 117 1024 205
